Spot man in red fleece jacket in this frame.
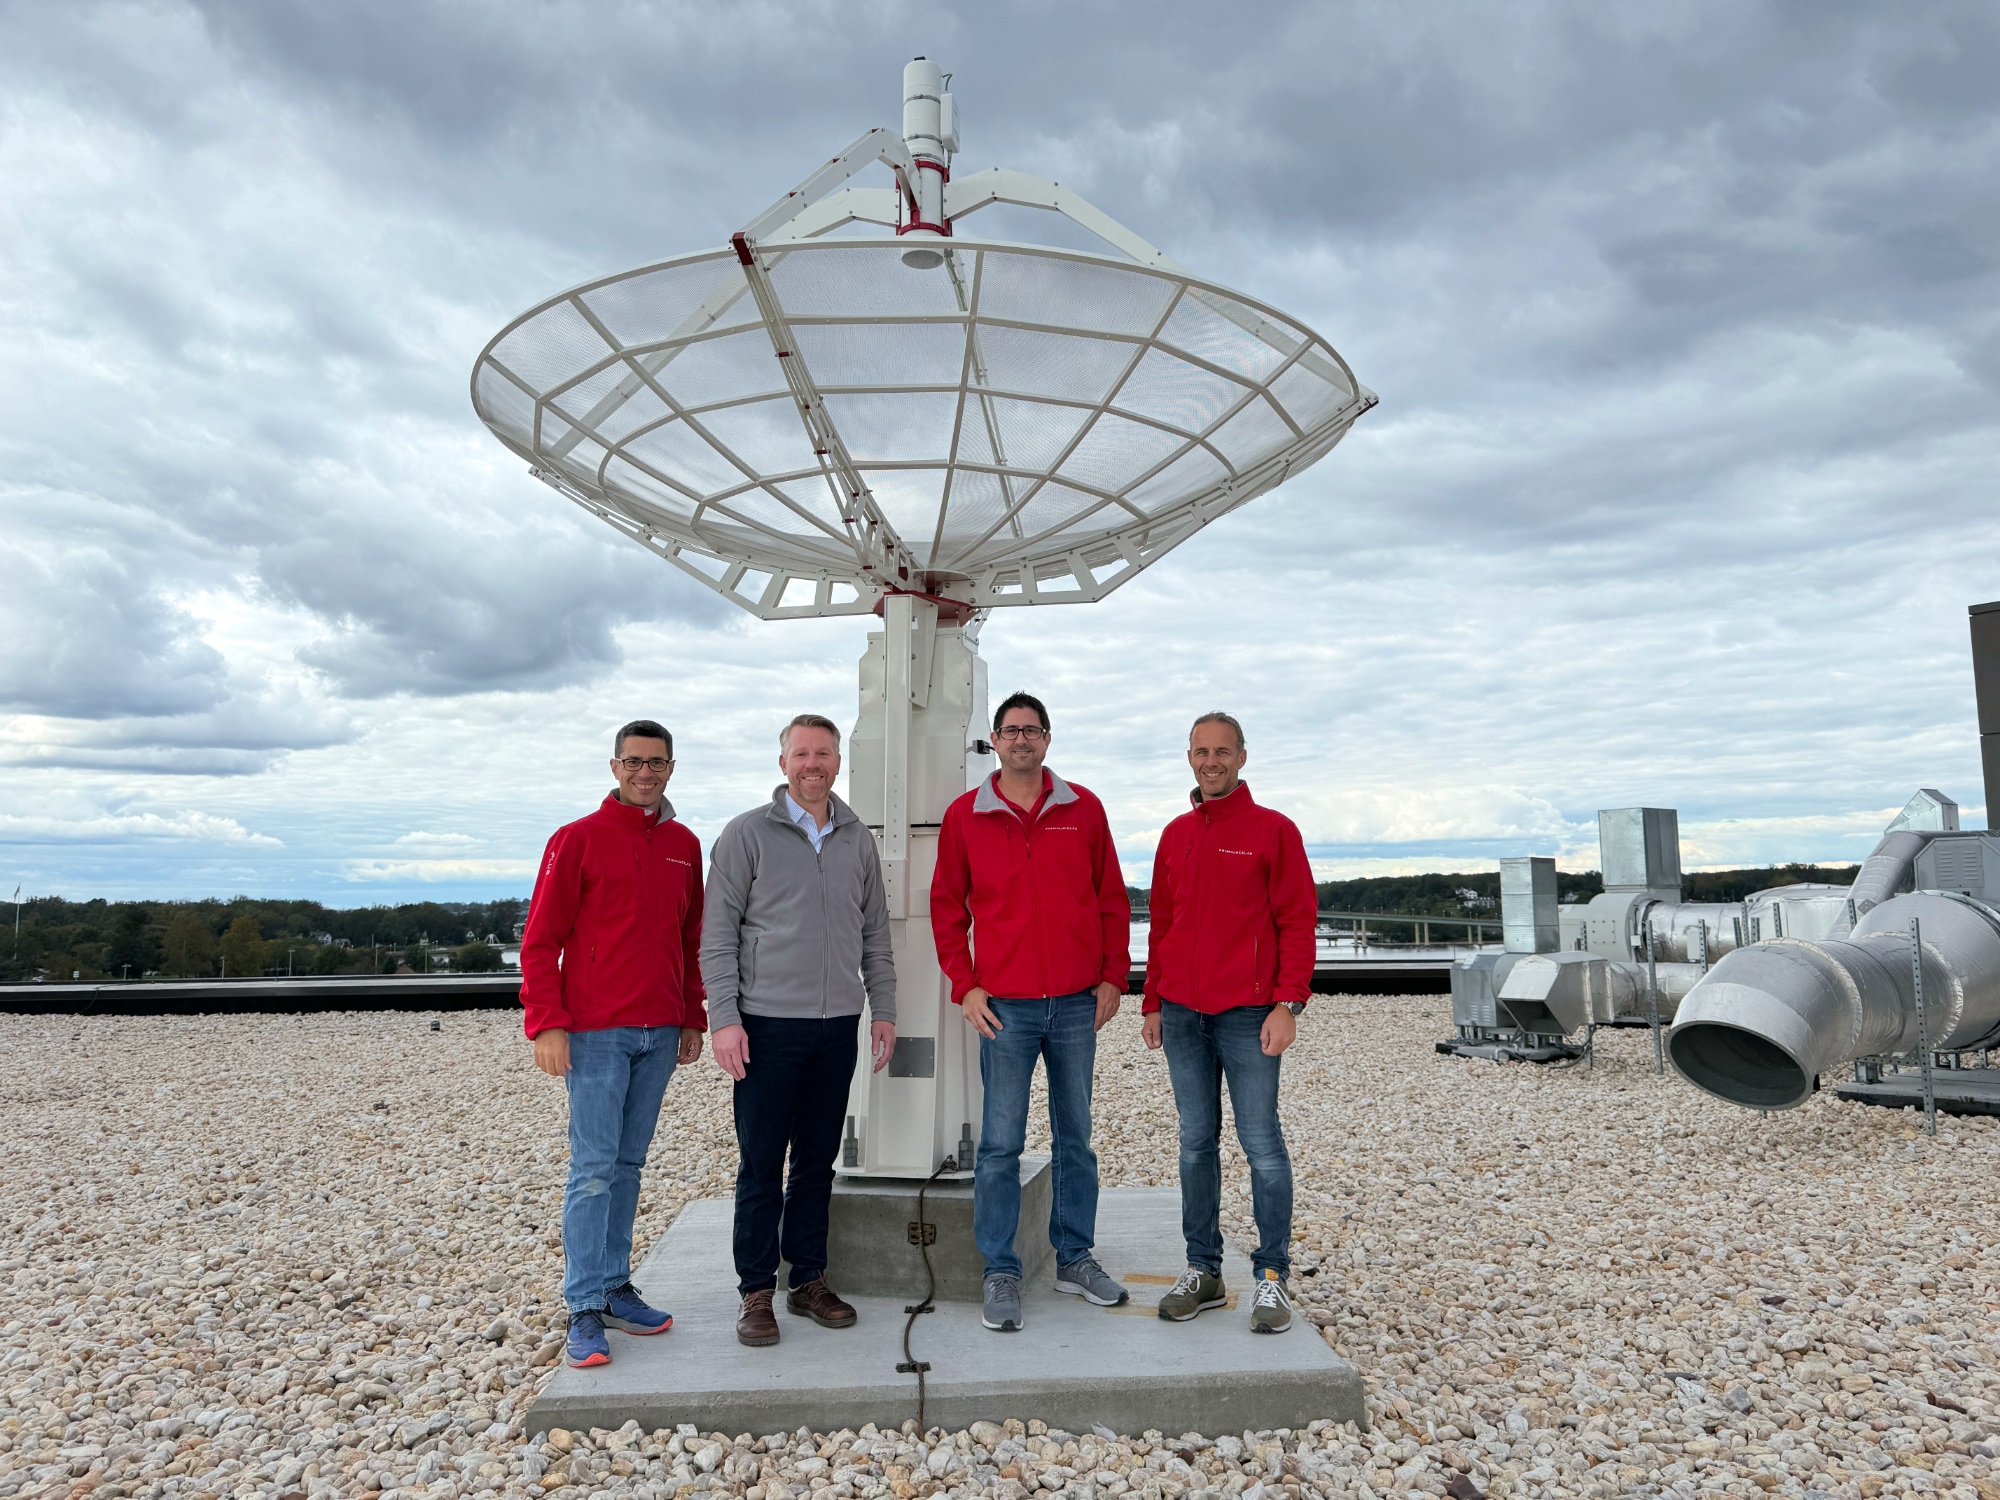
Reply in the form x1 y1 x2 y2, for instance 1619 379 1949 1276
932 690 1132 1334
520 719 706 1369
1140 711 1317 1335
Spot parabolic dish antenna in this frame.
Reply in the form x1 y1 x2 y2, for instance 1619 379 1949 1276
472 63 1373 619
472 59 1374 1178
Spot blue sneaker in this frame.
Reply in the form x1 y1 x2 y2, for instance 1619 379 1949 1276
565 1309 611 1367
603 1281 673 1335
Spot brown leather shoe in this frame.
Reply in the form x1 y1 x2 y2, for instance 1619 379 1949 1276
736 1288 779 1347
786 1276 857 1329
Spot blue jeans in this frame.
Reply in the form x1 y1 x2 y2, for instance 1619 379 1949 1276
974 992 1100 1278
1159 1000 1293 1280
561 1026 680 1312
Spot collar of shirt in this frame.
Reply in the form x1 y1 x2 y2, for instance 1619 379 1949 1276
995 769 1053 823
784 790 832 850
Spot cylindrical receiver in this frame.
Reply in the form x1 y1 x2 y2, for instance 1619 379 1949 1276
1667 891 2000 1110
902 57 947 163
901 57 948 248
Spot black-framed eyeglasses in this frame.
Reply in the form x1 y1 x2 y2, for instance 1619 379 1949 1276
617 757 672 772
994 725 1048 742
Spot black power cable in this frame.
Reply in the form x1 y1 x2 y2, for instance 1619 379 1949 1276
897 1157 956 1432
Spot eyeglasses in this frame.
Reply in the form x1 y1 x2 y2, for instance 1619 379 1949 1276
617 757 672 772
994 725 1048 742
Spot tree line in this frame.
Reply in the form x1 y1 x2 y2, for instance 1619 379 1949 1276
1 896 524 984
2 863 1860 982
1307 862 1858 917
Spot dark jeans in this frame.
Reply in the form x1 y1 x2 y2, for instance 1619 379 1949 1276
1159 1000 1293 1280
731 1013 859 1296
974 992 1100 1278
561 1025 681 1312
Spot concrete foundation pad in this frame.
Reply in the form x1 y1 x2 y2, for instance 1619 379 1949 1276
529 1188 1364 1438
813 1154 1052 1302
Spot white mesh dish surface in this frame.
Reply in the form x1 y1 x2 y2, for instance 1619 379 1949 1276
472 237 1372 616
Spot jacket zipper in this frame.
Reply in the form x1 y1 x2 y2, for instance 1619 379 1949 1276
818 840 829 1020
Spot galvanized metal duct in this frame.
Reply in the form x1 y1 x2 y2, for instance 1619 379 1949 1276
1841 831 1930 924
1496 953 1704 1034
1572 889 1852 965
1636 902 1742 963
1666 890 2000 1110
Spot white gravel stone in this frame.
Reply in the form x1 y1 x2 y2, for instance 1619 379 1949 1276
2 1000 1999 1500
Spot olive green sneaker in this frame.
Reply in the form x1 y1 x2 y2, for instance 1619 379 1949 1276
1249 1269 1293 1334
1156 1266 1227 1322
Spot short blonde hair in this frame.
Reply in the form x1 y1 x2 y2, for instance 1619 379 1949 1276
780 713 842 752
1190 711 1245 750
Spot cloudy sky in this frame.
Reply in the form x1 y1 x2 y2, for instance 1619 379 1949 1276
4 0 1997 903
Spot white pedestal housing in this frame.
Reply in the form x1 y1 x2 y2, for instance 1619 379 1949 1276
841 603 993 1178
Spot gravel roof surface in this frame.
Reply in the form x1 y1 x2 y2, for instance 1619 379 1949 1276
2 997 1998 1500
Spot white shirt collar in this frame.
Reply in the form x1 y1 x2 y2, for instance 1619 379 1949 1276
784 790 832 848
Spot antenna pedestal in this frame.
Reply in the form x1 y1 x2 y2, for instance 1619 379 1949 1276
841 604 993 1178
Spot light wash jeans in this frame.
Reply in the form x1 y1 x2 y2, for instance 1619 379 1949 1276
973 992 1100 1278
561 1025 680 1311
1159 1000 1293 1280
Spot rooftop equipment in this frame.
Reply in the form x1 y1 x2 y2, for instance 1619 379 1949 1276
1975 598 2000 820
471 58 1374 1178
1443 810 1853 1064
1667 815 2000 1111
1668 603 2000 1118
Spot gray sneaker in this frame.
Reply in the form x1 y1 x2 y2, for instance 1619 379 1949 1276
1249 1269 1292 1333
1156 1266 1227 1322
1053 1255 1130 1307
982 1273 1024 1332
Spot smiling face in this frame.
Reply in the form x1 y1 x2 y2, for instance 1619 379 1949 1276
1188 719 1247 801
780 723 842 808
610 735 673 811
994 704 1050 778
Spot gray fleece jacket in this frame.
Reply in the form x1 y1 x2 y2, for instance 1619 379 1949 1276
699 786 897 1032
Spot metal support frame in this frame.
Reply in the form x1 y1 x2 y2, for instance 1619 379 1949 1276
732 231 919 589
1913 915 1937 1136
1648 923 1663 1075
881 592 916 918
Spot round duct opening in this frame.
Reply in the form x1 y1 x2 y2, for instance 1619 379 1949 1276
1668 1022 1811 1110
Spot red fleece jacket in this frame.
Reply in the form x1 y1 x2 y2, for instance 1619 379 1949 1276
1141 782 1318 1014
931 770 1131 1004
519 792 706 1038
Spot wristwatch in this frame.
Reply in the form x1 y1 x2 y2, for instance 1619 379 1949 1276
1285 1002 1306 1017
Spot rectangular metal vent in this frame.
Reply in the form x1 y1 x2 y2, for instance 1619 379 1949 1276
1930 839 1985 892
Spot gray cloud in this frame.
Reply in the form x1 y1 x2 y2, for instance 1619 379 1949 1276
3 0 1999 896
0 495 229 719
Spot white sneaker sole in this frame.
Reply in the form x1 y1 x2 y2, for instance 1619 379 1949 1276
1157 1295 1229 1322
1053 1276 1130 1307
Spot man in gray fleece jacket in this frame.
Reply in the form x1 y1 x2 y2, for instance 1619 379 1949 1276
702 712 898 1347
